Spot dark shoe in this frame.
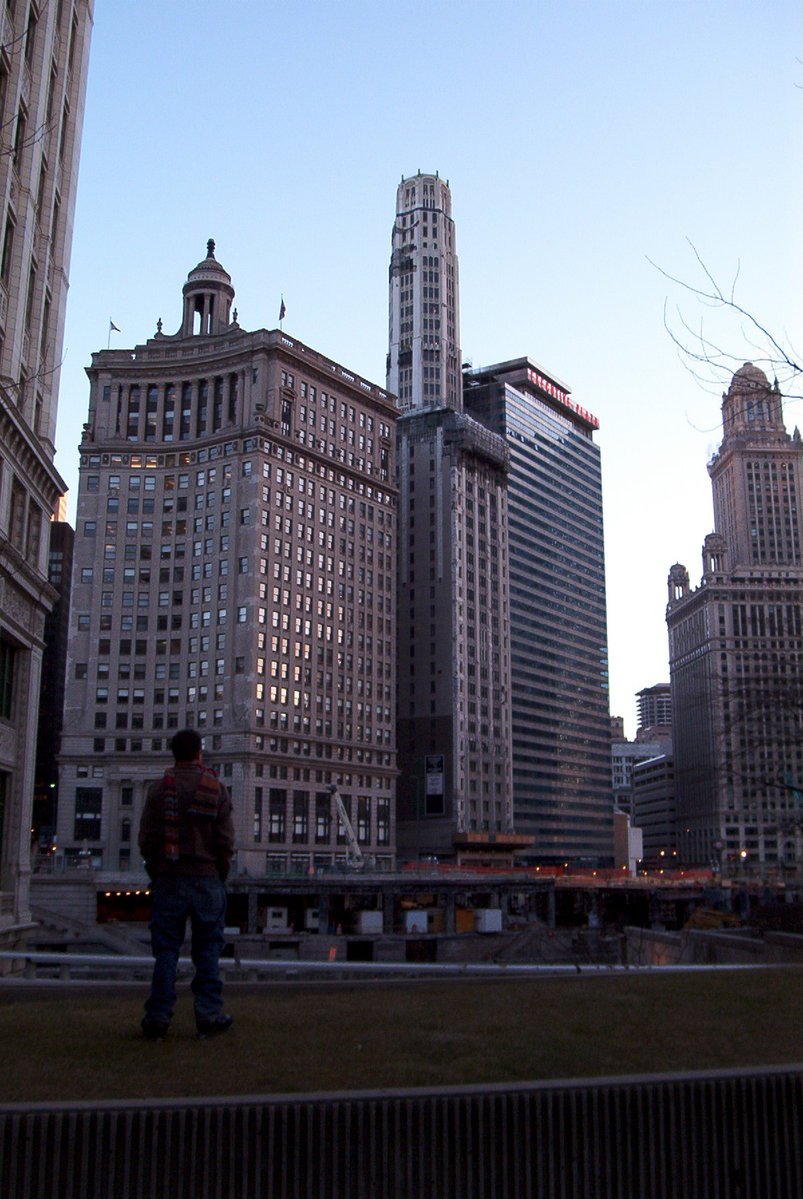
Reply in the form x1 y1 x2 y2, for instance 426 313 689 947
141 1017 169 1041
196 1013 233 1039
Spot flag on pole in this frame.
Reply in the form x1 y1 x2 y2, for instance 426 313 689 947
107 319 121 349
279 298 286 322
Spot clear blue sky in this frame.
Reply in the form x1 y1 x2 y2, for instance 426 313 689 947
56 0 802 735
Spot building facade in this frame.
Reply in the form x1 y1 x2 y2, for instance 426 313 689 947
631 754 676 868
611 737 670 818
33 514 73 843
388 173 518 863
667 363 803 875
0 0 92 937
58 244 398 875
464 359 613 864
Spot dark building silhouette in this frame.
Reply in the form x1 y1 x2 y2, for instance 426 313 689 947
33 517 74 844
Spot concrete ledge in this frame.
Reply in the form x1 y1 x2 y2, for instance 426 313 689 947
625 925 803 966
1 1064 801 1198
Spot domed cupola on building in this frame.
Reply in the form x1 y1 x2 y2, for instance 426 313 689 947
721 361 783 439
179 239 235 337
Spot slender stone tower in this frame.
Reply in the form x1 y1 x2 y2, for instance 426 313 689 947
387 171 461 413
388 174 519 865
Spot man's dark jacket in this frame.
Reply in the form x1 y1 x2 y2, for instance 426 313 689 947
138 765 234 881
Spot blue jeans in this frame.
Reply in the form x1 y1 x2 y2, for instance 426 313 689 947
145 876 227 1026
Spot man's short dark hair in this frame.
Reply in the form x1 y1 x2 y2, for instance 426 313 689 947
170 728 202 763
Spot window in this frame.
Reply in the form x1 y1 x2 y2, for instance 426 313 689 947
74 788 102 841
253 786 263 842
268 789 286 842
293 792 309 843
1 215 14 284
315 792 331 843
13 103 27 169
357 797 371 844
9 480 26 549
377 798 390 846
0 638 15 719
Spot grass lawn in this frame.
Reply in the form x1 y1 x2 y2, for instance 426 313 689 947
1 968 801 1104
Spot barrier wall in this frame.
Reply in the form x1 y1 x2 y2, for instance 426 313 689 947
1 1065 801 1198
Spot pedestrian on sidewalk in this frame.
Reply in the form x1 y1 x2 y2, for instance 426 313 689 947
138 728 234 1040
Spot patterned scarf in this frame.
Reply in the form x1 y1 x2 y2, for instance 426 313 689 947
188 767 222 818
162 766 221 861
162 771 180 861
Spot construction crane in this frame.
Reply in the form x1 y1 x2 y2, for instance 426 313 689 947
329 784 365 869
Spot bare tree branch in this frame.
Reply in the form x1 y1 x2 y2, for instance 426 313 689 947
649 240 803 402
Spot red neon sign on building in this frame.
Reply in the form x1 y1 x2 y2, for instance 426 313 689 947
527 368 599 430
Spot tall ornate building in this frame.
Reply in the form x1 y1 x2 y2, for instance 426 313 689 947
464 358 612 864
0 1 92 939
668 363 803 874
388 173 518 864
58 244 398 874
387 171 460 413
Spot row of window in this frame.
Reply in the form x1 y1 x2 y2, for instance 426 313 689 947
253 788 390 847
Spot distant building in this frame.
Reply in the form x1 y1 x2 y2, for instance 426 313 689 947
610 715 625 741
58 243 398 874
388 173 519 865
636 683 672 734
464 358 612 865
613 808 643 876
632 754 676 867
0 1 93 938
611 737 670 818
668 363 803 874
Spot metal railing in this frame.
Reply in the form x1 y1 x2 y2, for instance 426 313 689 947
2 949 798 982
1 1065 800 1198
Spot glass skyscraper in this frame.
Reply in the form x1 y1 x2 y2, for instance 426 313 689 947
464 359 612 864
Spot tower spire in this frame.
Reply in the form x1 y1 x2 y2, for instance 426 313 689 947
180 239 235 336
387 172 461 413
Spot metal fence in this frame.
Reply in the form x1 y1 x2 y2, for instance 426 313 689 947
2 1064 801 1199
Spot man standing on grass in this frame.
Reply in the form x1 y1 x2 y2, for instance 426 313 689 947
138 728 235 1040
